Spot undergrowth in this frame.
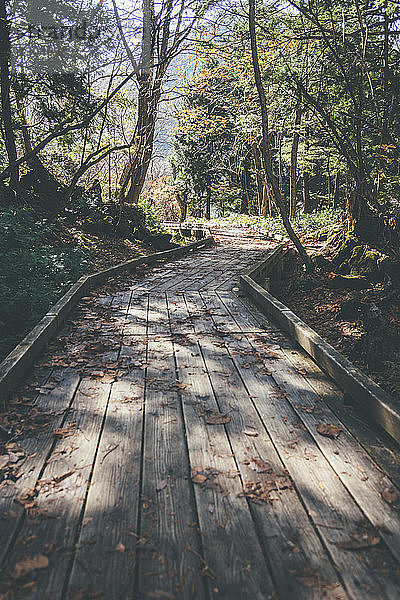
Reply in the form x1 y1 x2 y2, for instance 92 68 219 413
189 208 343 237
0 205 91 361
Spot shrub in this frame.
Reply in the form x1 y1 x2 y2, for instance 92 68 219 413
0 206 90 360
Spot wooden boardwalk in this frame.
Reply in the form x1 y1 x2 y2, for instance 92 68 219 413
1 230 400 600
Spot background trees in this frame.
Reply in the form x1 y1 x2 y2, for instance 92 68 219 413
171 0 400 253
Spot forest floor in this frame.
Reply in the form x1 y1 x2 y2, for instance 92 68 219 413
275 241 400 398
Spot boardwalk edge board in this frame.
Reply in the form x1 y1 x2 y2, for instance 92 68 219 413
240 245 400 444
0 232 214 404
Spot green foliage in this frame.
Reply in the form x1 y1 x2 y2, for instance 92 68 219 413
0 206 90 360
190 208 342 237
137 197 167 234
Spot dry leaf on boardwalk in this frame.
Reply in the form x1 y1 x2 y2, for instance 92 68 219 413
52 422 77 439
316 423 342 439
249 458 273 473
242 429 258 437
333 532 380 550
156 479 167 491
204 410 231 425
191 467 220 489
241 476 291 504
11 554 49 579
381 487 399 505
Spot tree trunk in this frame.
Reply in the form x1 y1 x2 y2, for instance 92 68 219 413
289 105 302 219
333 172 340 209
176 189 188 222
261 182 268 217
251 141 264 215
249 0 313 271
240 164 250 214
0 0 18 188
205 187 211 220
303 171 312 213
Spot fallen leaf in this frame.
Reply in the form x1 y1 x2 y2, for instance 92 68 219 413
191 466 219 485
242 429 258 437
191 471 207 484
316 423 342 439
250 458 272 473
0 455 10 470
381 487 398 505
334 532 380 550
11 554 49 579
156 479 167 492
205 411 231 425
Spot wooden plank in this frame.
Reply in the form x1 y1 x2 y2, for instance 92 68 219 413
146 292 170 335
184 292 216 334
123 291 149 336
67 339 148 599
255 336 400 563
199 292 242 333
196 332 346 600
169 328 276 600
231 295 400 484
0 368 80 568
167 292 195 334
225 332 400 598
1 376 113 599
279 343 400 489
216 292 265 332
0 294 129 599
240 273 400 443
137 331 205 600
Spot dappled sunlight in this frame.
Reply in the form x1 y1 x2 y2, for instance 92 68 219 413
1 235 400 600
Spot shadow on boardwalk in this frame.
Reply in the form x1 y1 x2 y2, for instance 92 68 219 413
1 231 400 600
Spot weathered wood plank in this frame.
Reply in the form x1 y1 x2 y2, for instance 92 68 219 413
260 337 400 563
137 332 205 600
124 291 149 336
216 291 265 332
66 338 148 599
1 376 113 599
170 332 276 600
184 292 215 334
226 332 400 598
0 369 81 568
196 332 346 600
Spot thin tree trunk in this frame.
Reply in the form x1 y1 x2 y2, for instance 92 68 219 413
0 0 18 187
205 186 211 220
289 105 302 219
248 0 313 270
240 163 250 214
303 171 312 213
333 172 340 209
251 141 264 215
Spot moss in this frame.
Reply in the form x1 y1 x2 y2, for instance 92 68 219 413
349 246 382 279
331 234 358 271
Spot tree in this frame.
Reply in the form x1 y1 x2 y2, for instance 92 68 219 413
111 0 210 234
248 0 313 269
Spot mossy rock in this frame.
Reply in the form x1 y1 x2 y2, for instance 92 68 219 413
348 246 383 279
331 234 358 270
328 274 370 290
